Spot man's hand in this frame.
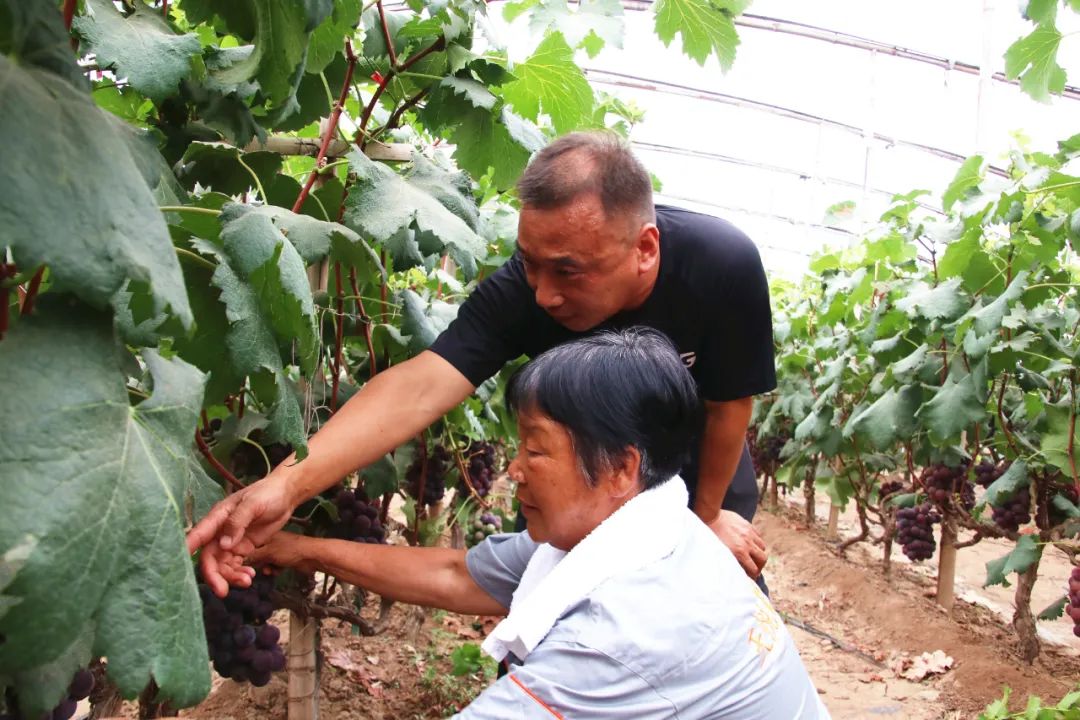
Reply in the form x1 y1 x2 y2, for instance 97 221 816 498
186 476 295 596
705 510 767 578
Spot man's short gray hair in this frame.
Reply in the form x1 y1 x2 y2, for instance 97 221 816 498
516 131 655 222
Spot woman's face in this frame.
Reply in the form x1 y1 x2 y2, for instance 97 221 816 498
507 409 623 551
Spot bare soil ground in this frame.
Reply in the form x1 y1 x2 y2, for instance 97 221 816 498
105 494 1079 720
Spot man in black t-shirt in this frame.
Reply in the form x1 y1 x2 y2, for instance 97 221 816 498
188 132 776 594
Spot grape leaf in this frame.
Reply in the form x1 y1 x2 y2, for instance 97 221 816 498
1037 594 1067 621
498 32 594 134
1039 404 1080 472
219 204 320 376
895 278 966 321
0 537 36 622
441 75 498 110
982 460 1029 507
73 0 201 102
942 156 986 211
984 535 1042 587
188 238 309 455
522 0 624 55
0 300 211 714
343 151 487 278
404 152 481 230
0 54 192 330
176 142 283 196
1004 23 1066 103
0 0 88 88
233 204 384 280
400 290 460 352
208 0 319 106
307 0 361 73
846 386 922 450
966 270 1029 337
654 0 739 69
450 105 545 191
916 371 988 443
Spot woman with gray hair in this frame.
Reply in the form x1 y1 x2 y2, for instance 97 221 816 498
248 328 828 719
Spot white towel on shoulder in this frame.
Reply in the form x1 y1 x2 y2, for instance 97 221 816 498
482 475 690 663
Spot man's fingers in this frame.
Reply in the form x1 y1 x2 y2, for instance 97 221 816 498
219 496 259 550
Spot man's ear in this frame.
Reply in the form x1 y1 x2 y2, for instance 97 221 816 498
634 223 660 275
608 447 642 498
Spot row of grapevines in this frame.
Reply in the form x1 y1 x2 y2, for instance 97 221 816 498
753 129 1080 663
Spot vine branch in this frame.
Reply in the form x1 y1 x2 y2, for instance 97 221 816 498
21 267 45 317
294 40 359 214
194 431 244 492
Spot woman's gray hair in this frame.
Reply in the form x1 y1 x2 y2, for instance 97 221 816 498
507 327 701 490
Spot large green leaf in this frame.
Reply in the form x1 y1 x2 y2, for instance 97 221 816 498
306 0 361 74
846 386 922 450
189 238 309 455
208 0 323 106
219 204 319 375
73 0 201 102
0 54 192 330
1040 404 1080 471
894 278 966 321
451 105 546 191
916 371 988 443
0 300 210 714
0 0 87 88
404 152 480 230
176 142 283 196
654 0 739 69
1004 23 1066 103
984 535 1042 587
343 151 487 278
942 156 985 212
966 270 1029 337
399 290 460 353
519 0 624 57
498 32 594 134
982 460 1029 507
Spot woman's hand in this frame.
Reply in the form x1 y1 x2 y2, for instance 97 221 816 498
247 531 320 575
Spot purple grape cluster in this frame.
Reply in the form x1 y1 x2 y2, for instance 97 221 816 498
1067 566 1080 639
974 459 1006 488
895 502 940 561
466 512 502 547
460 442 498 498
1 668 94 720
406 445 451 505
748 429 786 477
200 574 285 686
920 464 974 511
1048 482 1080 528
991 487 1031 532
879 479 906 500
329 488 385 543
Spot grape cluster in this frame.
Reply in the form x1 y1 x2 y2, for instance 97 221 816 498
200 574 285 686
406 445 451 505
919 463 974 511
1047 481 1080 528
328 488 385 543
992 487 1031 532
895 502 940 561
231 439 293 479
459 442 498 498
466 512 502 547
1067 566 1080 639
748 428 787 478
879 479 906 500
974 459 1005 488
2 669 95 720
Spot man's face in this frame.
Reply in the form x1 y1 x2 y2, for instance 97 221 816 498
509 409 616 551
517 194 658 331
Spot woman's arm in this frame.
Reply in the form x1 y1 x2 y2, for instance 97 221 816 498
249 532 508 616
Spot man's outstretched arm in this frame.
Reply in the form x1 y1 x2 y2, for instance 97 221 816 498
187 350 475 595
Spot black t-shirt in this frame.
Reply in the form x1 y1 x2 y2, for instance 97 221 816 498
429 204 777 516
